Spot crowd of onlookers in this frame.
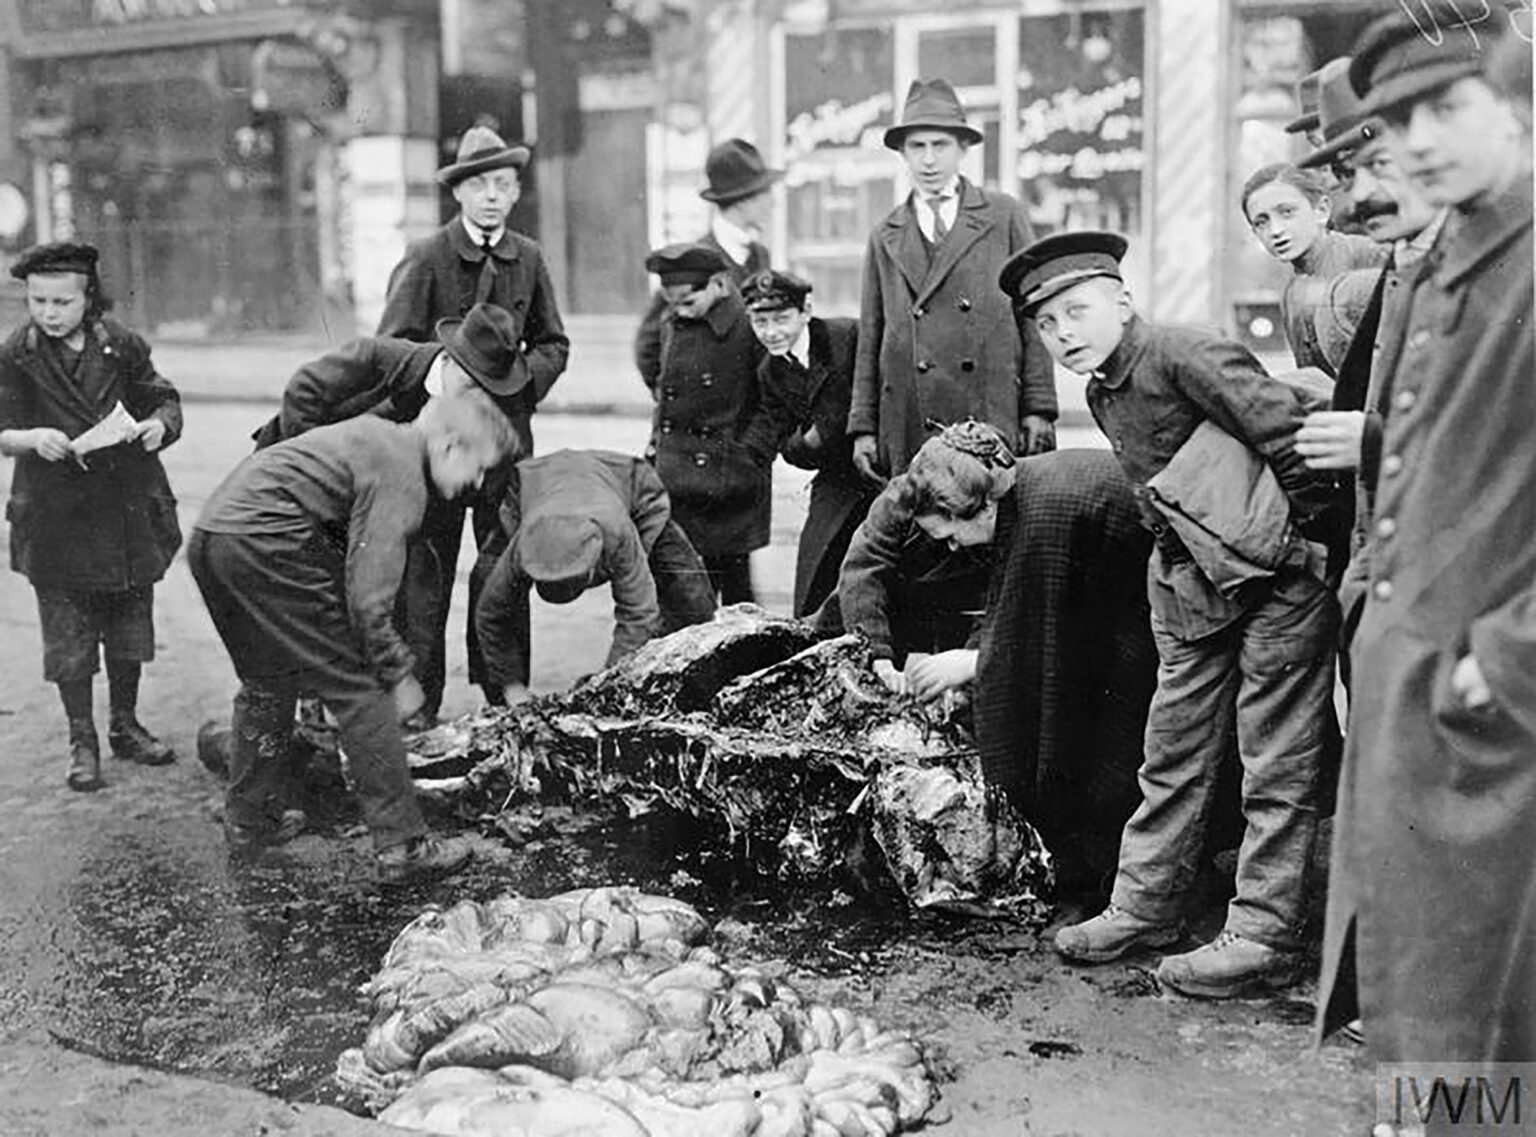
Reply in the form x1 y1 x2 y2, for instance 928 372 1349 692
0 3 1529 1092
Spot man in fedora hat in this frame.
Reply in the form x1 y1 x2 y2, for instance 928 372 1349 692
250 303 531 719
848 78 1057 486
376 121 568 724
635 138 783 387
1311 10 1535 1068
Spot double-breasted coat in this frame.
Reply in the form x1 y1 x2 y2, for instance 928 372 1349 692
1317 174 1536 1063
0 319 182 592
642 291 781 556
635 231 769 389
377 218 569 456
761 316 877 617
848 179 1057 475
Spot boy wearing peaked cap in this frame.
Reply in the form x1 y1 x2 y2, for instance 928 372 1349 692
1310 10 1536 1067
741 268 874 618
638 242 791 605
377 122 568 723
1008 232 1341 1001
0 241 183 793
848 78 1058 486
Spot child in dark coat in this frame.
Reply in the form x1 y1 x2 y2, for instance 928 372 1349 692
0 242 182 792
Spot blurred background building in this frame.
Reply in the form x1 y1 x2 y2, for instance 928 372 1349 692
0 0 1497 347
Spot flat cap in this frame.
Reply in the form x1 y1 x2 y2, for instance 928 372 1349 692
644 242 729 288
740 269 812 312
10 241 99 280
999 231 1128 316
1350 9 1497 115
518 514 602 588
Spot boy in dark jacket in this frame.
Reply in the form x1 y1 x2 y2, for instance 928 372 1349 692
188 391 516 879
0 242 182 792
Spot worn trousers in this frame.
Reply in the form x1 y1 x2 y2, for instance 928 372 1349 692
1110 570 1337 950
188 528 427 851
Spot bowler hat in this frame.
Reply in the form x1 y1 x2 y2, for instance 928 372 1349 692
519 514 602 595
437 125 530 188
700 139 784 205
1350 10 1496 115
645 242 729 288
999 231 1128 317
1300 57 1384 169
10 241 99 280
436 303 528 397
883 79 984 150
741 269 812 312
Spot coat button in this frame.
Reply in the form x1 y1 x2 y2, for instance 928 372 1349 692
1113 437 1124 453
1375 516 1397 539
916 360 932 373
1381 454 1404 477
663 387 676 399
645 443 657 458
960 358 976 372
694 453 708 467
1408 329 1430 350
701 372 713 381
660 420 673 434
702 377 713 388
912 305 925 318
957 297 972 311
1393 389 1417 411
1373 579 1394 601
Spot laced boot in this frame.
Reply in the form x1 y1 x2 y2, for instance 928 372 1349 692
66 720 103 793
1155 930 1300 998
108 715 176 766
1053 903 1182 963
376 835 473 886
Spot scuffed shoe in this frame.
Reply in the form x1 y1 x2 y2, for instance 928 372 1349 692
1054 904 1182 963
66 739 104 793
1155 930 1299 998
224 809 308 858
108 720 176 766
376 834 473 887
196 720 232 779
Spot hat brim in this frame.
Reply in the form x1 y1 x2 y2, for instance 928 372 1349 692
1283 111 1321 135
1299 118 1382 169
1359 59 1484 116
1017 270 1122 318
883 121 984 150
437 146 531 187
436 317 529 398
700 168 784 204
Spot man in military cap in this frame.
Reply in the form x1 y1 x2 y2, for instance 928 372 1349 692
848 78 1058 486
376 122 569 725
741 268 872 617
474 449 716 702
638 242 787 604
1009 232 1339 1001
1313 10 1535 1067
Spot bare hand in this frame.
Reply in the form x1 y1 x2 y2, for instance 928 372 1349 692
392 675 426 723
30 428 72 462
1295 411 1365 471
904 649 978 702
851 434 886 489
1021 415 1056 456
1451 654 1493 710
872 659 906 695
136 418 167 452
502 682 532 706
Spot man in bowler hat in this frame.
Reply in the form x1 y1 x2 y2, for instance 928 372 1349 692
849 78 1058 484
1012 232 1338 1001
376 123 568 723
1312 11 1535 1068
740 268 873 618
636 138 783 387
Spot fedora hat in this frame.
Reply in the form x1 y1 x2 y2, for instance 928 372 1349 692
1300 58 1384 169
883 79 984 150
436 303 528 397
700 139 784 205
1283 62 1332 136
437 125 531 188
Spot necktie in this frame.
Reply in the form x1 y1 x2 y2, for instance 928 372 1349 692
927 196 951 244
474 233 498 304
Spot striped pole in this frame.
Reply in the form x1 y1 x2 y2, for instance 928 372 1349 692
705 0 760 142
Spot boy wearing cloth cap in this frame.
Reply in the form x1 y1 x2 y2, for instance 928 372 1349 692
1312 13 1534 1065
474 450 717 701
848 78 1057 486
741 269 873 618
1006 232 1338 998
377 124 568 724
189 390 516 876
0 241 182 792
639 242 788 604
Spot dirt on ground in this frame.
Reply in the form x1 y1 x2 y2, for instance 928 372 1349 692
0 404 1376 1137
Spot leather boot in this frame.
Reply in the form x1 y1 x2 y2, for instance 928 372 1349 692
66 721 103 793
108 716 176 766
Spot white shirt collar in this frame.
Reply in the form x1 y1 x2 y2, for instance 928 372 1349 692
787 326 810 370
913 176 961 241
711 214 756 266
462 216 505 249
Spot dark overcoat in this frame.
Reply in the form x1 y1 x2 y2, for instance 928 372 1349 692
972 450 1156 885
643 291 779 556
1317 174 1536 1063
635 231 768 388
377 218 570 455
0 319 182 591
848 179 1057 475
761 316 877 617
